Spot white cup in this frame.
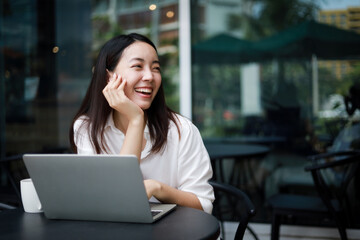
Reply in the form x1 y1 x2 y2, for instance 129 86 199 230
20 178 43 213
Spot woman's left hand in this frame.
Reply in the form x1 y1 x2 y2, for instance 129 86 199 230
144 179 161 199
143 179 203 211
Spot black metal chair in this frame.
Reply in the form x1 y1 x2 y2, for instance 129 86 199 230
0 154 25 210
0 148 71 211
0 202 17 211
267 150 360 240
209 180 258 240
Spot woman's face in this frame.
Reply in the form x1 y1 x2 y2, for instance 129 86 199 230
112 41 161 110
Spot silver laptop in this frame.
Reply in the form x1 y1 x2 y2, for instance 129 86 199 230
22 154 176 223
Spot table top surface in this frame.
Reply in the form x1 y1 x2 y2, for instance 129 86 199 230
204 136 286 145
1 207 220 240
204 141 270 160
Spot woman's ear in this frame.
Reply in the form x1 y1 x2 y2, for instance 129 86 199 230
106 69 112 82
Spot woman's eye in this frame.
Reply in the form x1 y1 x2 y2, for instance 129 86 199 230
154 67 161 72
132 65 142 68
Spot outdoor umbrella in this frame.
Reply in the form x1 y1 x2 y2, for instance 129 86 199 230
253 20 360 114
192 21 360 115
192 21 360 63
192 33 263 64
253 20 360 60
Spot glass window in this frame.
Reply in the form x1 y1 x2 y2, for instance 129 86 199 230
331 14 337 23
191 0 360 227
0 0 179 204
321 15 327 22
1 0 179 156
341 14 346 21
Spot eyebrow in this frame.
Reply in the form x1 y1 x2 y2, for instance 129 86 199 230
130 57 160 65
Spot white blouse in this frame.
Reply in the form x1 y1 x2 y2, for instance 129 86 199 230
73 113 214 214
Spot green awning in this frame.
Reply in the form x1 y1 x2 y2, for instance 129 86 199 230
192 21 360 64
254 20 360 60
192 33 263 64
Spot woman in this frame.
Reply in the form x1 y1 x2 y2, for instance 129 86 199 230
69 33 214 213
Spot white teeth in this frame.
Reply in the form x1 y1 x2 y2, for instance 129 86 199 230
135 88 152 94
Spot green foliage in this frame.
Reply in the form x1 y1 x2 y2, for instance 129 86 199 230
91 15 124 63
318 62 360 104
258 0 320 33
340 62 360 95
160 53 179 112
158 40 180 112
318 66 340 105
228 0 321 40
193 64 242 137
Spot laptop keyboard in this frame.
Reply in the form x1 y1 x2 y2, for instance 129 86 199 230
151 210 162 217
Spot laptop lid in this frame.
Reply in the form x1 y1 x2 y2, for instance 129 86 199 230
22 154 175 223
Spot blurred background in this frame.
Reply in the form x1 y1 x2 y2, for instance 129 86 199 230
1 0 360 231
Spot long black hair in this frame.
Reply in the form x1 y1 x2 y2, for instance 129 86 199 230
69 33 179 154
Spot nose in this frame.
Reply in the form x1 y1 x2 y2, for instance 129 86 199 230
142 67 153 82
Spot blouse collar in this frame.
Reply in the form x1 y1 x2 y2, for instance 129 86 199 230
104 112 152 159
105 111 150 135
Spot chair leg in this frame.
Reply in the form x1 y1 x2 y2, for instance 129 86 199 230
335 214 348 240
246 225 259 240
271 213 281 240
338 227 348 240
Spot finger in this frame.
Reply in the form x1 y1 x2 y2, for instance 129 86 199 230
103 82 113 96
103 78 117 100
102 81 111 94
109 71 118 83
104 73 115 89
111 73 122 89
116 73 123 84
102 88 112 103
103 90 117 109
118 78 126 90
106 74 118 90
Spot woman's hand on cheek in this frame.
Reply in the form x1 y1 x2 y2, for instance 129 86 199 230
102 73 144 123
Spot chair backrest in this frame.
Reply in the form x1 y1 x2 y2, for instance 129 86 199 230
0 148 72 210
209 180 256 240
306 150 360 226
0 154 27 208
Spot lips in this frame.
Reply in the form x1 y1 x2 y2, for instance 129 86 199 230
135 87 152 95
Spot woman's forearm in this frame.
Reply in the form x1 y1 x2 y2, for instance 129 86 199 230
144 179 203 211
120 117 145 162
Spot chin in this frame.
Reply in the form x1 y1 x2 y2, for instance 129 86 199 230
134 99 153 110
139 104 151 110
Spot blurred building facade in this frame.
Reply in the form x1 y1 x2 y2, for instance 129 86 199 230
318 7 360 79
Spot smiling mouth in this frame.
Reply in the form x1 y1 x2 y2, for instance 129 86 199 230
135 88 152 95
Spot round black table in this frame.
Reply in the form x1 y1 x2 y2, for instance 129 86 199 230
204 141 270 188
205 136 286 146
1 207 220 240
205 142 270 160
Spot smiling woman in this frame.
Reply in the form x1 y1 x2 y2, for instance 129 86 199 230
106 41 162 111
68 33 215 214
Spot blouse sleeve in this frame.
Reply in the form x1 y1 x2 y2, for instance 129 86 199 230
177 119 214 214
73 117 96 154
